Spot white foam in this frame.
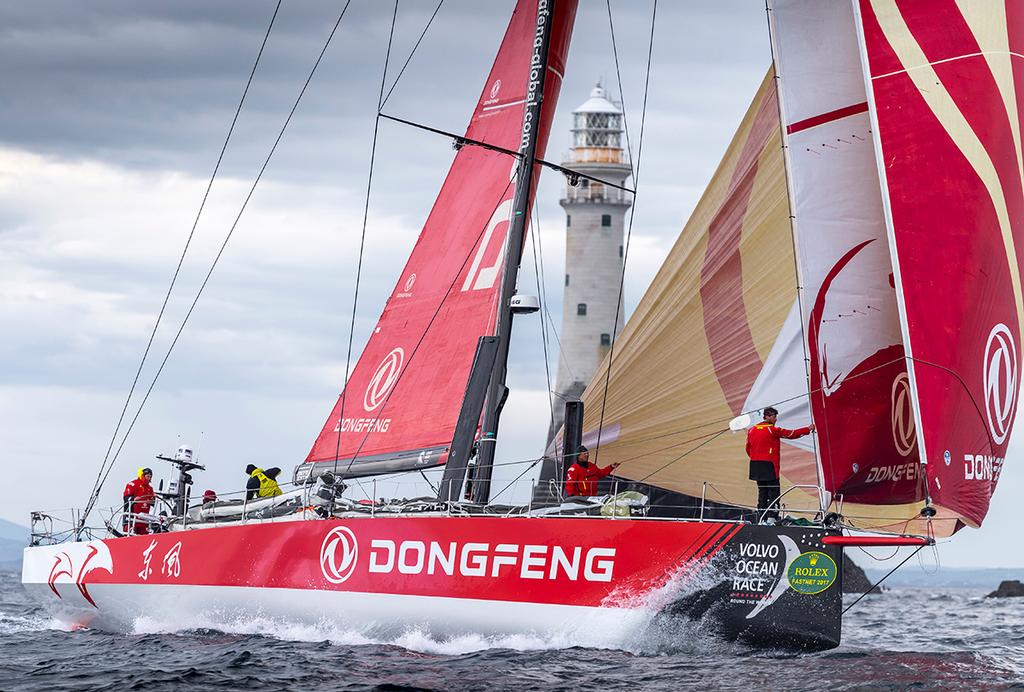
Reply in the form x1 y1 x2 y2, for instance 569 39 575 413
0 611 69 634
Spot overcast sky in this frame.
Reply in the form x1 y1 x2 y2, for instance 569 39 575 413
1 0 1019 569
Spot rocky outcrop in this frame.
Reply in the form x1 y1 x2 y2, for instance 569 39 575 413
986 580 1024 598
843 558 883 594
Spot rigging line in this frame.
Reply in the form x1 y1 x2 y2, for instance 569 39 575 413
339 178 517 474
810 318 837 495
842 546 924 615
85 0 357 521
333 0 400 476
532 204 575 390
543 303 577 384
614 427 730 467
593 0 657 467
636 428 727 484
614 353 909 452
380 0 446 109
490 457 542 503
530 204 556 429
378 113 638 194
79 0 283 527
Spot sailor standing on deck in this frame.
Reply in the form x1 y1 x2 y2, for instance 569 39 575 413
122 467 155 535
746 407 814 523
564 446 620 498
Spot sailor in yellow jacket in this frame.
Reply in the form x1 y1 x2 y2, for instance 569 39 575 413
244 464 283 500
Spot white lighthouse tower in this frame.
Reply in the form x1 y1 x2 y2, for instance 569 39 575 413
547 82 633 444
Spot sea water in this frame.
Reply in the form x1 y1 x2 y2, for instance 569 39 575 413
1 569 1021 691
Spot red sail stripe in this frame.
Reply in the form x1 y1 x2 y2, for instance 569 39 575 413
699 83 781 415
786 101 869 134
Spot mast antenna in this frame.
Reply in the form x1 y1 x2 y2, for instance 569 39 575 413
472 0 558 503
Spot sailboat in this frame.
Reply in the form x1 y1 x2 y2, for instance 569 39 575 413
22 0 1021 653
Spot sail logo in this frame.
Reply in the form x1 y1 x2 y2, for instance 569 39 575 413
404 273 416 292
983 323 1017 445
320 526 359 584
490 79 501 100
890 372 916 457
461 198 513 292
363 348 404 412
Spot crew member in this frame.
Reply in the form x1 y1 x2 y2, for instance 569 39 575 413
746 407 814 523
122 467 155 535
245 464 283 500
564 446 620 498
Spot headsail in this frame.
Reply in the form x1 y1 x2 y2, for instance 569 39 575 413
303 0 577 477
769 0 926 514
577 72 821 515
853 0 1024 530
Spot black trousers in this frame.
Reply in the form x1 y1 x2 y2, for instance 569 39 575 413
756 478 781 520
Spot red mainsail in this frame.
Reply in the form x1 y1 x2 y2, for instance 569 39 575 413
854 0 1024 528
304 0 577 476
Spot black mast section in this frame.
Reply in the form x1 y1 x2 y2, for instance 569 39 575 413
472 0 556 504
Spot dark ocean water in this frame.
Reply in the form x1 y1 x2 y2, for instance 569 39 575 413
1 569 1022 691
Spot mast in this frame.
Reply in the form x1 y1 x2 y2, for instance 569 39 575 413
472 0 557 503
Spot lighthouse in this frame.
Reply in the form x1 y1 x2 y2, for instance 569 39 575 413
547 82 633 446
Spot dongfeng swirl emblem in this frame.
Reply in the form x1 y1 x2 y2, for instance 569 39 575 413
363 347 404 412
984 323 1017 445
320 526 359 584
890 372 916 457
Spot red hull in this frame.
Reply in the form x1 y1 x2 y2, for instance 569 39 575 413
23 516 843 650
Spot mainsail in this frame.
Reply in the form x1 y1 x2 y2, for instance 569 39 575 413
853 0 1024 530
303 0 577 477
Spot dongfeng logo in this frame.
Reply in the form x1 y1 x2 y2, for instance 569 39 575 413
490 79 501 99
320 526 359 584
890 372 916 457
404 273 417 292
984 323 1018 445
363 347 404 412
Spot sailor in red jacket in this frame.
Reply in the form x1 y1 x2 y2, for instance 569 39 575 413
565 446 620 498
123 467 155 535
746 407 814 523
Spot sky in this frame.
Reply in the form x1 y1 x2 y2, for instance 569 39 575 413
0 0 1020 569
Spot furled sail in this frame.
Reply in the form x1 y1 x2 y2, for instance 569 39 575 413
853 0 1024 531
769 0 927 517
303 0 577 478
577 71 822 515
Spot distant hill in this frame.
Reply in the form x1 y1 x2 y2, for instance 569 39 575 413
0 518 29 569
865 566 1024 589
0 517 29 542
